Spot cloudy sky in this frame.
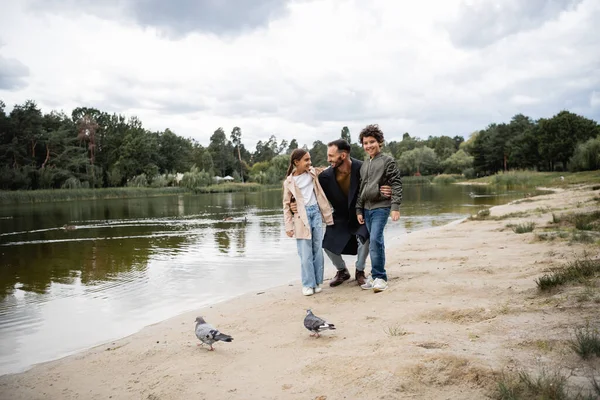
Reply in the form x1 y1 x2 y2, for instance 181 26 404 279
0 0 599 149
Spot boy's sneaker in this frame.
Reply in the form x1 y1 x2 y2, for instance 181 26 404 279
314 284 322 293
360 276 374 290
373 278 388 292
302 287 314 296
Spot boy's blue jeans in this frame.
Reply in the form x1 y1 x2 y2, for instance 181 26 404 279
364 207 390 281
296 204 324 288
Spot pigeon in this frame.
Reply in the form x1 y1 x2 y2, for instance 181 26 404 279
303 309 336 338
194 316 233 351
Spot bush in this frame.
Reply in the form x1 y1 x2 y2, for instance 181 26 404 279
108 165 123 187
62 177 83 189
402 175 432 185
512 222 536 234
432 174 457 185
463 167 476 179
127 174 149 187
569 137 600 172
150 174 169 188
181 166 212 189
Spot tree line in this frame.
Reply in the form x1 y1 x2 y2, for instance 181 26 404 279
0 99 598 191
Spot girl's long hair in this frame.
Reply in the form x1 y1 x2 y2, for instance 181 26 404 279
286 149 308 177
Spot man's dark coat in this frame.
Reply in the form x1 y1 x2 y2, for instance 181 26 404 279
318 158 369 255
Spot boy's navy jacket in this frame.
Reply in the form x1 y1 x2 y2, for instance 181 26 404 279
318 158 369 256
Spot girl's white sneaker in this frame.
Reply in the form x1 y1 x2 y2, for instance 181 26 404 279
302 287 314 296
314 285 322 293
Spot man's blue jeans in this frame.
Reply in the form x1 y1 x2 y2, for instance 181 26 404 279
296 204 324 288
364 207 390 281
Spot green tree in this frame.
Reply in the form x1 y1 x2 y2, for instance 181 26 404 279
309 140 327 167
286 138 299 154
158 128 193 173
208 127 234 176
350 143 366 160
397 146 439 175
200 151 214 176
507 115 539 170
341 126 351 143
427 135 457 161
441 149 473 174
254 135 281 163
538 111 600 171
230 126 244 182
569 136 600 171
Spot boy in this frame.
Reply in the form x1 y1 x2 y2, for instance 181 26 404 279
356 124 403 292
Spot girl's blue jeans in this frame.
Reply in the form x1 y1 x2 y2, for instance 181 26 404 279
364 207 390 281
296 204 324 288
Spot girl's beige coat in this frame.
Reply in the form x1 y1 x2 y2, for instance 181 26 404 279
283 167 334 239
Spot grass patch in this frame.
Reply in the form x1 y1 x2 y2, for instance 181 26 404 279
495 369 597 400
552 213 563 224
402 175 433 185
513 198 536 204
550 211 600 238
574 211 600 231
536 232 557 241
570 324 600 359
0 182 266 204
191 182 262 193
432 174 461 185
469 208 491 220
0 186 187 205
497 211 531 220
466 170 600 189
535 258 600 291
384 323 408 337
570 232 597 244
512 222 536 234
575 286 597 303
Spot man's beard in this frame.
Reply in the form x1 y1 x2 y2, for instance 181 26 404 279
330 159 343 169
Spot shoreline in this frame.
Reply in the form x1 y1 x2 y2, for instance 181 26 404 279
1 184 599 399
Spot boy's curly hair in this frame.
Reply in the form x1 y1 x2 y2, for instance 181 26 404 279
359 124 384 145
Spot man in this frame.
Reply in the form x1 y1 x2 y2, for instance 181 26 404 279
290 139 391 287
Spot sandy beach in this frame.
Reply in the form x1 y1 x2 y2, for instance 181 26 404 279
1 184 599 400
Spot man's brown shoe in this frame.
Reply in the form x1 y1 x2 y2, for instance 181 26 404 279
329 269 351 287
355 270 367 286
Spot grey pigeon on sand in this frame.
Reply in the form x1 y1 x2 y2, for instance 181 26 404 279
194 316 233 351
304 309 336 338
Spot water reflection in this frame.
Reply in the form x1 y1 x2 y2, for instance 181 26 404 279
0 185 533 375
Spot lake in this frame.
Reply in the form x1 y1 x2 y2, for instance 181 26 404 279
0 184 530 375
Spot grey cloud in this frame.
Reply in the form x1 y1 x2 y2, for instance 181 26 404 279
0 55 30 90
156 99 208 115
285 88 392 127
130 0 292 37
68 74 209 116
28 0 293 37
446 0 584 48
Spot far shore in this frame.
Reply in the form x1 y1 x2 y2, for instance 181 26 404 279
2 170 598 206
1 184 599 399
0 183 265 205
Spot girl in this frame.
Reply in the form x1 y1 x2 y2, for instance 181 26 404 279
283 149 334 296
